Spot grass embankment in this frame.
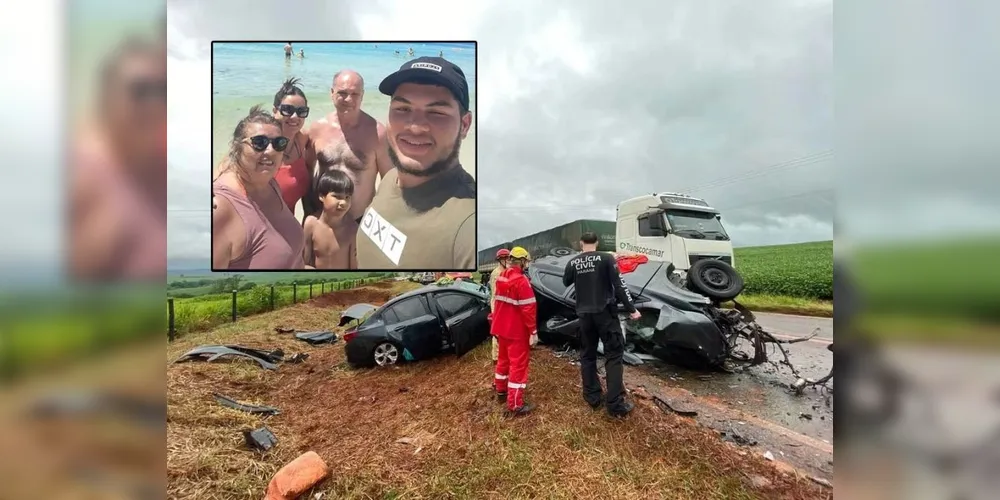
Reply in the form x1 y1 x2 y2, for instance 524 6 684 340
167 282 829 499
170 277 385 335
730 241 833 317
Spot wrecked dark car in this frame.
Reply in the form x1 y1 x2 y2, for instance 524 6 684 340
343 282 491 368
528 254 812 372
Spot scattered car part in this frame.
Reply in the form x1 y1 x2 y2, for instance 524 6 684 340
244 426 278 452
213 393 280 416
274 327 296 334
286 353 309 363
339 303 377 327
527 254 824 383
652 394 698 417
294 331 338 345
173 345 283 370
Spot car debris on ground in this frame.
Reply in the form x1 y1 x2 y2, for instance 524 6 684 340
213 393 280 416
174 345 285 370
526 253 832 391
264 451 330 500
244 426 278 452
294 331 339 345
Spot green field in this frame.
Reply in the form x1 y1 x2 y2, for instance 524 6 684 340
169 277 383 335
734 240 833 300
168 272 379 298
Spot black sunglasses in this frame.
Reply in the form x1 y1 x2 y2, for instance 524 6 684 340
277 104 310 118
244 135 289 152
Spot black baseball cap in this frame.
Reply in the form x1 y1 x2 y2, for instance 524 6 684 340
379 56 470 111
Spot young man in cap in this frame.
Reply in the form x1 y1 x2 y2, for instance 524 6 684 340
355 56 476 270
491 247 538 417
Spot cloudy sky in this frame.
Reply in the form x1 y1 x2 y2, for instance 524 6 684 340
167 0 834 265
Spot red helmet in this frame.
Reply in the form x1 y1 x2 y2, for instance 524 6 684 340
496 248 511 259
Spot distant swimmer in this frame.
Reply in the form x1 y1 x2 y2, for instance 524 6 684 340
298 49 305 58
284 42 293 59
394 49 400 56
408 47 414 57
439 50 444 57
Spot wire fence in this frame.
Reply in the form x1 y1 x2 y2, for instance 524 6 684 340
167 277 389 340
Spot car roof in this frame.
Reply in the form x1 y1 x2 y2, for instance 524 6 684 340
382 282 485 308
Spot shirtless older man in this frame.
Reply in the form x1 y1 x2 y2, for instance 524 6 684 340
303 70 392 223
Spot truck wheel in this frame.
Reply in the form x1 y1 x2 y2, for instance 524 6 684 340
550 247 575 257
687 259 744 301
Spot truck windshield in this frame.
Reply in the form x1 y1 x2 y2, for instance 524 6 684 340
665 210 730 240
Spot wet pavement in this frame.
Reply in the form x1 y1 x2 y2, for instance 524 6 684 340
550 312 835 481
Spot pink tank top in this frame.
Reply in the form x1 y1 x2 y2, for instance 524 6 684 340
213 178 305 269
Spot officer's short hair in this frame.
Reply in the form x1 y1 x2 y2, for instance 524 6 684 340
580 232 598 244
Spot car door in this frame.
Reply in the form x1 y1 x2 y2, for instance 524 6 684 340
383 295 442 361
432 292 490 357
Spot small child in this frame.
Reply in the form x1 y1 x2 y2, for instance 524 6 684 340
303 170 358 269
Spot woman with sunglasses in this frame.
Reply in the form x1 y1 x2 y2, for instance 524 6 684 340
271 77 316 214
212 105 305 269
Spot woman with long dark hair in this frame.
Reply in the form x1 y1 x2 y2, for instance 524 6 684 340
271 77 316 214
212 105 305 269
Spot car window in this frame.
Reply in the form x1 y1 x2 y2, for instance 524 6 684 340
386 296 430 323
638 215 654 237
435 293 478 317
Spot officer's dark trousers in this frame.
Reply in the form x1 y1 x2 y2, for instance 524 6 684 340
578 306 626 412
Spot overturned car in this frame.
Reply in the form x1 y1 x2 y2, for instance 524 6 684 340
527 254 815 372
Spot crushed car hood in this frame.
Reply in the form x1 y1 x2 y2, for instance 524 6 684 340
527 254 730 369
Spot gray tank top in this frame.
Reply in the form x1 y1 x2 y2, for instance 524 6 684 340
213 178 305 269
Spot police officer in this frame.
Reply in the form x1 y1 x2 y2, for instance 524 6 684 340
562 232 641 417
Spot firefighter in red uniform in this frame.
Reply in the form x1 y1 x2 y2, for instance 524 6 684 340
490 246 538 416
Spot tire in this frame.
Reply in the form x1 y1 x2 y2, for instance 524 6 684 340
686 259 744 301
372 342 401 367
550 247 574 257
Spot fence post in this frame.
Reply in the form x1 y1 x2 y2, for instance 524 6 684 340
309 283 313 299
168 298 176 341
270 285 275 311
293 282 297 304
321 282 325 294
231 290 238 322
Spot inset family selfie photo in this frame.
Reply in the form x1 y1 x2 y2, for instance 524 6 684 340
211 41 477 271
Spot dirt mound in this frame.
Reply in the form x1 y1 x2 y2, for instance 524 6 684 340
367 280 396 290
307 287 395 309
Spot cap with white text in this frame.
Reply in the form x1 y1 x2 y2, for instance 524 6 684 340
378 56 470 111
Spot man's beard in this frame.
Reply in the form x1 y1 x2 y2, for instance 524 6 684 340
388 133 461 177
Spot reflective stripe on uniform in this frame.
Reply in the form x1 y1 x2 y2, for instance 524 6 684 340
494 295 536 306
507 382 527 389
495 374 508 379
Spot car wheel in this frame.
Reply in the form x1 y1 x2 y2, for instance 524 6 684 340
372 342 400 366
686 259 745 301
550 246 575 257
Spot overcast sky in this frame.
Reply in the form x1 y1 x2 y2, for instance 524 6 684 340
167 0 835 265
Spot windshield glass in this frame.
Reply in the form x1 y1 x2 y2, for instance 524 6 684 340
665 210 730 240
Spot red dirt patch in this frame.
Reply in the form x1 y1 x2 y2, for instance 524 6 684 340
305 287 396 309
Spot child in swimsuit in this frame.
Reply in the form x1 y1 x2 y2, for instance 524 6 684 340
303 170 358 269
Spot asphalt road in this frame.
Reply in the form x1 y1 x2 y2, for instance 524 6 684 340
623 311 836 480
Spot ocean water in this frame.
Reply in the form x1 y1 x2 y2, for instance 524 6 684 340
211 41 477 181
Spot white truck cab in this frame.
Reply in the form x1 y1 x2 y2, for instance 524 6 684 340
616 193 735 284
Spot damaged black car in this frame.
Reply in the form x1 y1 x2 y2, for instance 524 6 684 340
527 254 811 371
344 281 491 368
